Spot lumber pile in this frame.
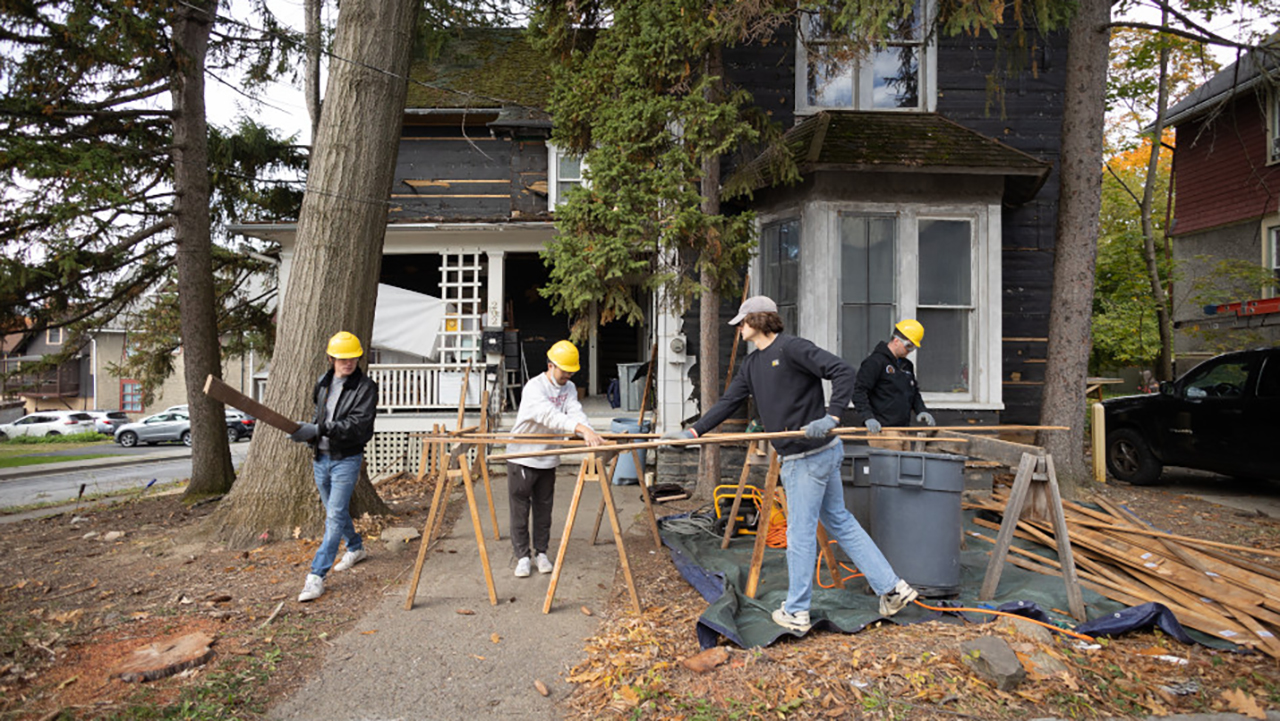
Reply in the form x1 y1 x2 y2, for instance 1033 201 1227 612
966 490 1280 659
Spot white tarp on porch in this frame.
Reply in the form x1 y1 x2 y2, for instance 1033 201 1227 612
373 284 447 360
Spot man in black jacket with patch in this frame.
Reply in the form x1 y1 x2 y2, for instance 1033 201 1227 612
852 319 935 435
288 330 379 602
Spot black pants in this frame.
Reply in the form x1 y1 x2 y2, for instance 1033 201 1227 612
508 463 556 558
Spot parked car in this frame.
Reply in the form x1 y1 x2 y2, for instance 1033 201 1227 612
1103 347 1280 484
0 411 96 439
226 410 256 442
86 410 131 435
114 411 192 448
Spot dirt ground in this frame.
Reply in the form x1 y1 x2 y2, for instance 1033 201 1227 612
2 471 1280 720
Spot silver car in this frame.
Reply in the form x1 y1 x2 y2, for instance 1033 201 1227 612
86 410 131 435
114 412 192 448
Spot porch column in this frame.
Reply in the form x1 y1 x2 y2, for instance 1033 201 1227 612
485 251 506 411
588 301 599 396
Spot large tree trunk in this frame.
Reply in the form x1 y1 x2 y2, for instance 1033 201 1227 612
1141 7 1175 382
695 46 724 501
204 0 416 547
172 0 236 502
1039 0 1111 497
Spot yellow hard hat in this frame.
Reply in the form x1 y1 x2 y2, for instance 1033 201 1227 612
327 331 364 359
894 319 924 348
547 340 580 373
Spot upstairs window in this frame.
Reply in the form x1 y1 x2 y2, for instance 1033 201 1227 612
797 1 934 113
46 327 63 345
547 144 587 207
121 380 142 412
1270 224 1280 292
1269 89 1280 165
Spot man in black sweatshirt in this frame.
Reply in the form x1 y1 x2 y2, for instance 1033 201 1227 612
852 319 936 435
664 296 917 634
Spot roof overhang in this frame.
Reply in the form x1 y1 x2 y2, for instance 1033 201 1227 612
227 221 557 255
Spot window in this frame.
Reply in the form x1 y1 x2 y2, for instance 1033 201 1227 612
547 144 587 206
839 214 896 365
1270 224 1280 292
121 380 142 412
1183 357 1254 399
760 219 801 332
916 219 973 393
1268 89 1280 165
46 327 63 345
1257 355 1279 399
796 1 934 113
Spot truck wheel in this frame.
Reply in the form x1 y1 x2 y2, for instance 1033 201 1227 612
1106 427 1163 485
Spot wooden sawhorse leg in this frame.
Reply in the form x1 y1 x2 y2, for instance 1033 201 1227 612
405 446 498 610
590 446 662 550
745 452 782 599
545 452 641 614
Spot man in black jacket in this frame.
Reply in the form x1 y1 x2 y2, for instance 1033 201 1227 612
852 319 936 436
288 331 379 602
664 296 917 634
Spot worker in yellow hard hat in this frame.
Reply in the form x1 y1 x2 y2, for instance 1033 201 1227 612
288 330 379 602
851 319 935 436
504 340 603 578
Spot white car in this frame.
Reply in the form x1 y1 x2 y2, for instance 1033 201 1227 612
114 412 192 448
0 411 97 439
86 410 131 435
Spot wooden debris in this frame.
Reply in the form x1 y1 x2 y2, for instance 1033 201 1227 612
681 647 729 674
111 632 215 683
966 490 1280 658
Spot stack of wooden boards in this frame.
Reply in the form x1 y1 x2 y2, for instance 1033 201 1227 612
966 490 1280 658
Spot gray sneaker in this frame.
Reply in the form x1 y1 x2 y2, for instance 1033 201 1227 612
333 547 368 572
879 579 919 616
771 604 812 633
298 573 324 602
535 552 554 574
514 556 532 578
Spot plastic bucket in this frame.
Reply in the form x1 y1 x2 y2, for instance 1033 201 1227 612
610 416 651 485
867 449 967 597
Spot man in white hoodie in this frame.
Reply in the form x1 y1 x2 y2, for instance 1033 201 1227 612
504 340 604 577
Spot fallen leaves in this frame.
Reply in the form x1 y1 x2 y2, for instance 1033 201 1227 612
1222 688 1267 720
534 679 549 697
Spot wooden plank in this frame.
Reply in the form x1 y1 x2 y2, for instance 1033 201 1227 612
457 455 498 606
202 375 299 434
1041 455 1086 620
931 431 1045 468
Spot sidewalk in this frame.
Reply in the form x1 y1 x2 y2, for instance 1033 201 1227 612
268 462 653 721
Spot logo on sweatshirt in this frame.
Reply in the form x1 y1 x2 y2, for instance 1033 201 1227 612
885 365 895 375
771 359 779 367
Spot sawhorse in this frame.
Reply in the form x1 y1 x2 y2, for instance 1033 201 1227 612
979 452 1087 621
589 444 663 551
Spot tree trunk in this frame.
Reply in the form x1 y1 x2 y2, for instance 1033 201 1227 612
1140 8 1175 382
695 46 724 501
204 0 416 547
304 0 322 144
1039 0 1110 497
172 0 236 502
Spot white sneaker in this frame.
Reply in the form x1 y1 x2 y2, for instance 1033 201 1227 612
333 547 368 572
514 557 532 578
771 604 812 633
879 579 919 616
298 573 324 602
535 552 554 574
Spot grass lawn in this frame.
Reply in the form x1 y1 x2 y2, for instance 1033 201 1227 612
0 438 122 469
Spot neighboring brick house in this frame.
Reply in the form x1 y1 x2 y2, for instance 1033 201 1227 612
234 16 1070 472
1164 47 1280 369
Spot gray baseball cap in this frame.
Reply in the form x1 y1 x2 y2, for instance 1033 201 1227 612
729 295 778 325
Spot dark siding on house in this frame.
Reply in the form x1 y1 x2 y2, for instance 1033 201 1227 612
936 28 1069 423
1172 92 1280 236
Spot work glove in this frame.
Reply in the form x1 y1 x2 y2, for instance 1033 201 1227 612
661 429 695 448
916 411 937 427
802 415 838 440
864 418 882 434
289 422 319 443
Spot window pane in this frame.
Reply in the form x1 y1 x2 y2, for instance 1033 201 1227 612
841 304 894 367
1183 359 1252 399
870 45 919 109
761 219 800 308
807 46 854 108
888 0 925 41
557 180 579 200
558 155 582 181
1257 358 1279 399
918 219 971 305
916 308 969 393
840 215 894 304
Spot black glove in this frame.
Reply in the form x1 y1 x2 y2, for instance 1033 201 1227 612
289 422 319 443
802 415 838 440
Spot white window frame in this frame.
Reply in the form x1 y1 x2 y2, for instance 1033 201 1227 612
1268 88 1280 166
547 143 587 207
46 327 63 345
794 3 938 115
759 199 1001 410
1264 215 1280 297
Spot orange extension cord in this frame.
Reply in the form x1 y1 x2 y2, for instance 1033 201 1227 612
812 540 1096 643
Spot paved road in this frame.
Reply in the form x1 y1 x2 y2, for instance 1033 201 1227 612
0 442 251 509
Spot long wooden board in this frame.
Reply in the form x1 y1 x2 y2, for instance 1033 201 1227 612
202 374 300 434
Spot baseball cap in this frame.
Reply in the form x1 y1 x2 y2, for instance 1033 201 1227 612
729 295 778 325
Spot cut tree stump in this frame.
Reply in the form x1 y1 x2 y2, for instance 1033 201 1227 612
112 632 215 683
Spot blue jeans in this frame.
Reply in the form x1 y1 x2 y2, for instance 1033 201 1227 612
781 443 899 613
311 453 364 577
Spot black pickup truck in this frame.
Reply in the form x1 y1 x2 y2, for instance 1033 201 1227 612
1103 347 1280 485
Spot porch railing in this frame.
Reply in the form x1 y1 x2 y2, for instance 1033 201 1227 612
367 363 485 411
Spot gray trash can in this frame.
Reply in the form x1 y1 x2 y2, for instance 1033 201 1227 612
617 362 646 411
840 442 877 533
867 449 967 597
610 417 652 485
